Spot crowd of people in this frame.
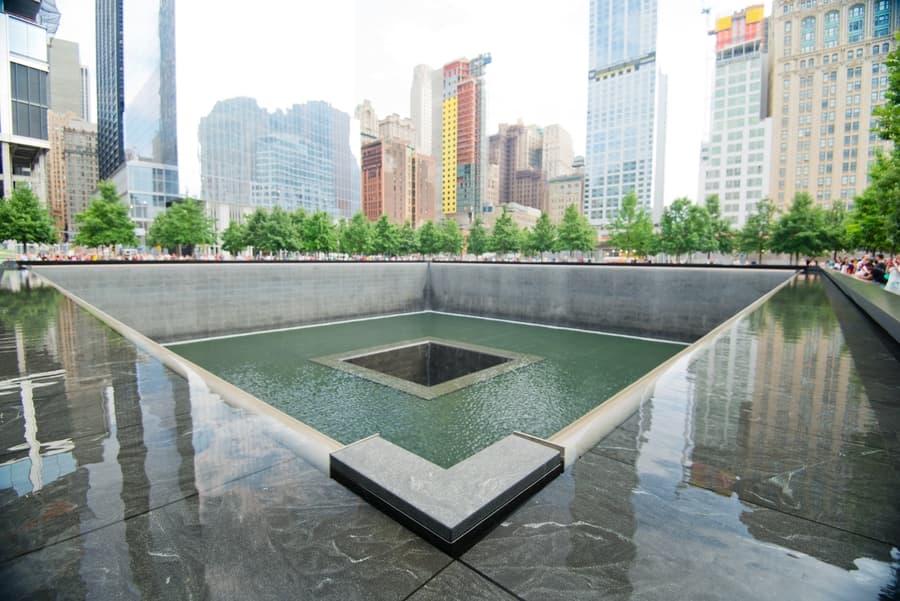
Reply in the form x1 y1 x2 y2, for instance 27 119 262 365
829 253 900 294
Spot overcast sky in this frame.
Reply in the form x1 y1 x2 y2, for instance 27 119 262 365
53 0 763 204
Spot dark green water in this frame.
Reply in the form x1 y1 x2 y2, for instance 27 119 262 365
172 313 682 467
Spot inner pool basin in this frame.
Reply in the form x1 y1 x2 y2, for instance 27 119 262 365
170 312 683 468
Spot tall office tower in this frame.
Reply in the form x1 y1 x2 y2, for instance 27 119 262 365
360 139 435 227
585 0 667 232
410 64 434 153
441 53 491 221
769 0 898 209
697 5 770 228
96 0 179 241
48 38 88 119
542 124 575 181
1 2 50 201
47 112 98 240
199 97 360 217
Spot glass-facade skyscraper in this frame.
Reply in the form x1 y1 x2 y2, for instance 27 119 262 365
199 97 360 217
96 0 179 241
585 0 667 231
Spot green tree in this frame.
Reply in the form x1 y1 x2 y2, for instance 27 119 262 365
341 212 372 255
268 206 301 252
530 212 557 254
704 194 735 257
371 215 401 256
73 180 137 248
417 220 442 255
848 150 900 253
291 209 309 249
244 209 270 255
769 192 828 264
556 204 596 252
303 211 338 254
738 198 777 264
439 219 464 254
822 201 851 260
147 197 216 256
221 221 246 256
874 33 900 144
490 206 521 253
0 186 56 246
607 191 655 258
659 197 705 261
397 221 418 255
466 217 489 256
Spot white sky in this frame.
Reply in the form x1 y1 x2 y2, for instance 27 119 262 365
53 0 764 203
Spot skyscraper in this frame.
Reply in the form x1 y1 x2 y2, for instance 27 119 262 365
199 97 360 217
410 64 434 155
698 5 770 228
96 0 179 240
585 0 667 232
441 54 491 221
1 1 50 200
768 0 898 209
48 38 89 120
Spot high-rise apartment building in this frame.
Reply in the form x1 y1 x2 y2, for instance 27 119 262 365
585 0 667 232
769 0 898 209
360 139 435 227
698 5 771 227
48 38 88 119
96 0 179 241
199 97 360 217
441 54 491 221
47 112 98 240
1 2 50 200
489 122 546 211
542 124 575 181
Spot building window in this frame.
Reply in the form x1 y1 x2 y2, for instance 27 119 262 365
10 63 48 140
801 16 816 53
848 4 865 43
823 10 840 48
874 0 891 37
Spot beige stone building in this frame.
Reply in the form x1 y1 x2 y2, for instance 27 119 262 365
47 112 98 241
547 171 586 225
769 0 897 210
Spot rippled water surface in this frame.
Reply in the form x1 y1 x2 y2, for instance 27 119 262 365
172 314 682 466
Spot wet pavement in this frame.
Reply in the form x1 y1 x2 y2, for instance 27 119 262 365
1 272 898 599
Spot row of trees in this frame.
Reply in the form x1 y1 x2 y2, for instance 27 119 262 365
221 203 597 257
606 190 855 264
0 178 596 257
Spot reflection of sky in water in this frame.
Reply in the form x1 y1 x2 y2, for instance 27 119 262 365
0 451 76 496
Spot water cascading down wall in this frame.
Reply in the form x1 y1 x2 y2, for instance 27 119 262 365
30 262 794 343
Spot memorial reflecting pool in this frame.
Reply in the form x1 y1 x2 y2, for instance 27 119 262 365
170 314 683 467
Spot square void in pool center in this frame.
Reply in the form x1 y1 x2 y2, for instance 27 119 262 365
312 337 542 400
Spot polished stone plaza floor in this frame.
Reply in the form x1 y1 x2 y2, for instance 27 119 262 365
0 272 898 599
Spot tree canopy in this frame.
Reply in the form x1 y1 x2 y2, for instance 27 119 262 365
737 198 776 264
0 186 56 246
467 217 489 256
769 192 829 263
490 206 521 253
607 191 655 258
74 181 138 248
147 197 216 256
556 204 595 252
